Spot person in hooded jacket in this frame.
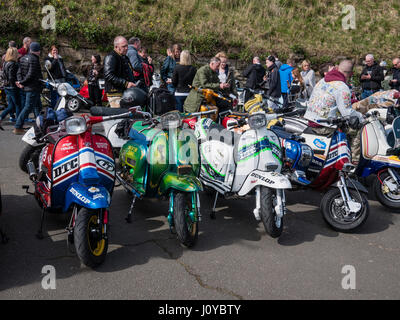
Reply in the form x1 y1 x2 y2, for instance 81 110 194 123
242 56 266 102
304 60 365 163
279 58 295 108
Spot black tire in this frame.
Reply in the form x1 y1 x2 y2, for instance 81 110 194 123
321 188 369 232
173 192 198 247
19 144 41 173
66 97 80 113
74 208 108 268
373 171 400 211
260 187 283 238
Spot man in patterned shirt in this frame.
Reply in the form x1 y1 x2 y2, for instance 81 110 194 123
304 60 365 163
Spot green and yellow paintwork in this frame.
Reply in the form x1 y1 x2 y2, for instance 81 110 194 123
119 120 201 197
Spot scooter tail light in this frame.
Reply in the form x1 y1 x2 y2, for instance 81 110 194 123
103 209 108 224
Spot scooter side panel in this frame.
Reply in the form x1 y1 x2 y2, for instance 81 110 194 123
147 131 169 194
302 133 329 177
199 140 234 194
51 135 80 208
177 128 200 176
92 134 115 193
361 122 379 159
120 140 148 195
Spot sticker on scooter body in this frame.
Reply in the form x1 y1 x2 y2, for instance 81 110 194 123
238 170 291 196
313 138 327 149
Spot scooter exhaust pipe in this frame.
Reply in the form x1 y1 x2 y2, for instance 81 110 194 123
27 161 37 181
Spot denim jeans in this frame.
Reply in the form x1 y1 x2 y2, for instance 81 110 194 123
0 88 21 120
15 91 41 129
361 89 375 100
20 89 26 113
175 95 187 112
167 83 175 94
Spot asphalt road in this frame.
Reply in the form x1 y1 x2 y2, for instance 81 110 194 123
0 119 399 300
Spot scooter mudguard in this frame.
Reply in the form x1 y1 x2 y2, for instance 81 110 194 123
330 178 368 194
238 170 292 196
158 173 203 195
63 182 111 212
22 127 41 147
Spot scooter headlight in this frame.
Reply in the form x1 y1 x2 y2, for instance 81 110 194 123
65 116 87 135
57 84 68 97
248 113 266 129
161 111 181 130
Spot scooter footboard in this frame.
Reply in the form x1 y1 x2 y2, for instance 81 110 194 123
159 173 203 195
63 183 111 212
238 170 292 196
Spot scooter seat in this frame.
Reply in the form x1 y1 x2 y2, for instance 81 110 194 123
90 106 130 116
206 122 238 145
270 126 305 142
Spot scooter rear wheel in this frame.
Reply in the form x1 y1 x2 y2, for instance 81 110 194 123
321 188 369 232
74 208 108 268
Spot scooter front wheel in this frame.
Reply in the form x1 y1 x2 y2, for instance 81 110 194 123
373 171 400 211
173 192 198 247
74 208 108 268
260 187 283 238
321 188 369 232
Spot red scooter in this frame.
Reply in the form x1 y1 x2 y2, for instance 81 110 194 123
23 107 140 267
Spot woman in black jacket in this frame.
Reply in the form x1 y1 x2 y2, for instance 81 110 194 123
0 47 20 125
87 55 104 106
172 50 196 112
44 45 67 108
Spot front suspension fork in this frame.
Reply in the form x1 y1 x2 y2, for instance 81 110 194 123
337 172 362 215
167 191 201 230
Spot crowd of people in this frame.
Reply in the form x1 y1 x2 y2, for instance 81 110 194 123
1 35 400 140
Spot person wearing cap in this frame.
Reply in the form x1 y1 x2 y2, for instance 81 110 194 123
14 41 43 134
264 55 281 110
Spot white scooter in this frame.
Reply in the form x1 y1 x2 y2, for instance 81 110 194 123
197 111 292 238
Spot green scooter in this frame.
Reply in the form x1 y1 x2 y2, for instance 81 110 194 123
117 111 202 247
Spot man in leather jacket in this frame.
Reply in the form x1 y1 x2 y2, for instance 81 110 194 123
104 36 136 108
14 42 43 134
360 54 384 99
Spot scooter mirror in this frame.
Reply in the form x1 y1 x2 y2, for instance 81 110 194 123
44 60 52 70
